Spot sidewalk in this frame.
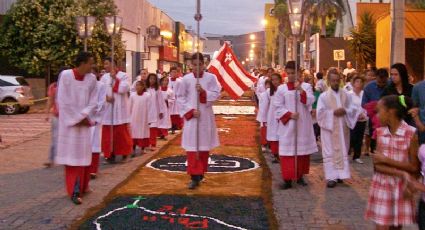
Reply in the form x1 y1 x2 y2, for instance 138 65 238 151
0 130 178 230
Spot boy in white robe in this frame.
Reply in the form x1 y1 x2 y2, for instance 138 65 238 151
55 52 98 205
146 73 166 150
317 68 360 188
130 81 155 156
177 53 221 189
88 76 107 179
274 61 318 189
159 76 174 139
100 58 133 163
168 67 183 133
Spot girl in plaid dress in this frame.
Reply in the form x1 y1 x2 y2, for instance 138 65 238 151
365 95 420 229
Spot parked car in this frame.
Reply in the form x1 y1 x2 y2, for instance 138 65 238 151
0 75 34 115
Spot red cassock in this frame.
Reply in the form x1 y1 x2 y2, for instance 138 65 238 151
260 125 267 145
279 155 310 180
101 124 133 158
65 166 90 197
171 115 183 129
133 138 150 148
88 153 100 174
269 141 279 156
186 151 210 175
149 127 159 147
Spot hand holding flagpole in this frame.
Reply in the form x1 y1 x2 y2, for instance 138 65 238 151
195 0 202 160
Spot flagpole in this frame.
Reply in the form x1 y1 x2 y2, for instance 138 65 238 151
195 0 202 160
294 36 299 184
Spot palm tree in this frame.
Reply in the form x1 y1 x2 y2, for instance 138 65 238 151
314 0 345 36
274 0 290 64
348 12 376 71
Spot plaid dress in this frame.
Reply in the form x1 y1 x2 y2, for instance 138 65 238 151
365 121 417 226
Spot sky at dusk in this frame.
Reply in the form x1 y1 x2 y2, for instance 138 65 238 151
148 0 274 36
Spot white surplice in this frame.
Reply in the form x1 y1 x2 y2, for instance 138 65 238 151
100 71 130 125
168 77 182 116
317 89 360 180
255 76 267 96
158 88 173 129
177 72 221 151
90 81 107 153
146 88 166 128
129 92 155 139
264 89 279 141
55 70 98 166
256 91 269 127
274 83 318 156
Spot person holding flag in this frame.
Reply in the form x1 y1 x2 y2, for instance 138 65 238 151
176 53 221 189
274 61 318 190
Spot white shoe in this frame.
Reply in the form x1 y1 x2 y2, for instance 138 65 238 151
354 159 364 164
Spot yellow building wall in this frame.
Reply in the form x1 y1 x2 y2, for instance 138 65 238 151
264 3 278 64
376 15 391 69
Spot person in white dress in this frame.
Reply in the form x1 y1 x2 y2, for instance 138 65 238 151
129 80 156 156
256 79 271 153
146 73 166 150
158 76 173 139
100 58 133 163
265 73 283 163
274 61 318 189
176 53 221 189
131 68 148 93
88 74 107 179
317 68 360 188
55 52 98 204
168 67 183 133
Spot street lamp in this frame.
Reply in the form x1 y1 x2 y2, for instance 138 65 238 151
76 16 96 51
261 19 268 26
286 0 305 185
250 34 256 40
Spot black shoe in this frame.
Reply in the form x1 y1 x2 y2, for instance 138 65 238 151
337 179 343 184
272 155 280 164
131 154 136 158
188 180 199 190
71 193 82 205
280 181 292 190
327 180 337 188
105 155 116 164
297 177 308 186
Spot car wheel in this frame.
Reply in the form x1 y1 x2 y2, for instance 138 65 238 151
2 98 20 115
19 106 30 114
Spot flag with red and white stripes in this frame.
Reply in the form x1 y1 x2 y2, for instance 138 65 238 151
208 42 257 99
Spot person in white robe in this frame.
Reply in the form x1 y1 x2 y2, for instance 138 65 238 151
168 66 183 133
158 76 173 139
129 80 155 156
55 52 98 204
100 58 133 163
131 68 148 93
177 53 221 189
256 79 271 153
266 73 283 163
88 77 107 179
317 68 360 188
146 73 166 149
274 61 318 190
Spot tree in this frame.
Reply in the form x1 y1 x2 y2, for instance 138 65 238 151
348 12 376 71
0 0 125 76
314 0 345 36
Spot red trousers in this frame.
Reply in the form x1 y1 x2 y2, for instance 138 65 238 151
171 115 183 129
102 124 133 158
133 138 149 148
159 129 168 137
186 151 209 175
65 165 90 197
279 155 310 180
269 141 279 156
149 128 159 147
88 153 100 174
260 126 267 145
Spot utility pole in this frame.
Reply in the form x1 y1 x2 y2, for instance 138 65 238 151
390 0 405 64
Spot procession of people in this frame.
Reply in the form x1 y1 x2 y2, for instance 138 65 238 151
43 47 425 229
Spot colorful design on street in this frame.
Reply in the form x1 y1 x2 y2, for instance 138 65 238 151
147 154 260 173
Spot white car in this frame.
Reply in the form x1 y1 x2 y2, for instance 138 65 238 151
0 75 34 115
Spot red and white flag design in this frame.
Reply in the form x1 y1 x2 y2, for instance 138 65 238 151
208 42 257 99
